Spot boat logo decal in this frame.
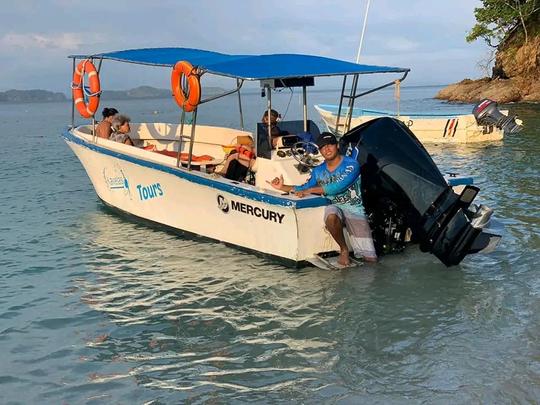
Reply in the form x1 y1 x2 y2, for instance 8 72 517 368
103 165 131 198
136 182 164 201
216 194 285 224
443 118 459 137
217 195 230 213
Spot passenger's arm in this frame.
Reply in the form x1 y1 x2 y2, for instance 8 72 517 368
291 169 323 197
295 186 324 197
267 175 295 192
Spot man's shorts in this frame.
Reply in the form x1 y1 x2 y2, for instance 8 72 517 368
324 205 377 260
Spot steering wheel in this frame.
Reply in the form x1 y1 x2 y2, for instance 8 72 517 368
291 141 322 168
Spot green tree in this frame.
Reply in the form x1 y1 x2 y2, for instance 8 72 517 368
467 0 540 46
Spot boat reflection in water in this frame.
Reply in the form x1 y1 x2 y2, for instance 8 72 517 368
73 210 482 401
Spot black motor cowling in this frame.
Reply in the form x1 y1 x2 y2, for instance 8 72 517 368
472 99 522 134
340 117 501 267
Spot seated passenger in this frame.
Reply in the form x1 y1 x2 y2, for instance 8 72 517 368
95 107 118 139
263 109 284 148
109 114 134 146
219 109 282 181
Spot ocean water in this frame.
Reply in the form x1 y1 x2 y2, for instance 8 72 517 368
0 87 539 404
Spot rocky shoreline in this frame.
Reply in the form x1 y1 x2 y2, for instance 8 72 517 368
435 76 540 104
437 35 540 104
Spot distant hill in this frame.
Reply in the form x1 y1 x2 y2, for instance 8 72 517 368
102 86 171 100
0 89 66 103
0 85 226 103
102 85 225 100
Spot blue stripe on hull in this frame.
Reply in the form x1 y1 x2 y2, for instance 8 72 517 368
62 128 329 209
317 104 466 119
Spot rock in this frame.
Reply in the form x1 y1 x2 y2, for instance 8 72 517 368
435 78 528 103
438 21 540 103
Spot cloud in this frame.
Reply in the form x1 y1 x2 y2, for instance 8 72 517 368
379 37 420 52
0 32 104 50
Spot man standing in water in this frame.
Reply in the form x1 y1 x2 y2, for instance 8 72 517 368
268 132 377 265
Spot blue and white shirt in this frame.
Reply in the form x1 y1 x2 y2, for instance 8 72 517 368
295 156 365 215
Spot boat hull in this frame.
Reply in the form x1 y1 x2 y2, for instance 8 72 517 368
315 105 504 143
63 129 338 264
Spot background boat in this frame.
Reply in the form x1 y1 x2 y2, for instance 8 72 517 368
314 103 522 143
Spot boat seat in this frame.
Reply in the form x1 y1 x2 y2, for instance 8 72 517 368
144 147 219 166
256 120 321 159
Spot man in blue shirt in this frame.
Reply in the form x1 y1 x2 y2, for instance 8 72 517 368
268 132 377 266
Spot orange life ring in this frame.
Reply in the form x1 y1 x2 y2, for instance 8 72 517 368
72 59 100 118
171 61 201 112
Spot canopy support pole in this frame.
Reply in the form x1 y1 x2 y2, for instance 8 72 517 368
187 109 198 171
302 85 308 132
334 75 348 135
266 85 272 148
176 109 186 168
71 58 76 130
198 79 244 105
345 74 360 133
237 79 244 130
91 57 104 144
334 70 409 135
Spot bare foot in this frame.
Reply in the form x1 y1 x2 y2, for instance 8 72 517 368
363 256 377 263
337 249 351 266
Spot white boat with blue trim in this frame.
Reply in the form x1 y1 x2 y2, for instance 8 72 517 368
315 100 522 144
63 47 501 267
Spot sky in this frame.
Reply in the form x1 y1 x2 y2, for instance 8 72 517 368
0 0 491 92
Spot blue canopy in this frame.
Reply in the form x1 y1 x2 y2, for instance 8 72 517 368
70 47 409 80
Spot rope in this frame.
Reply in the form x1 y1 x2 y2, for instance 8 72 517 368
70 59 102 97
394 79 401 118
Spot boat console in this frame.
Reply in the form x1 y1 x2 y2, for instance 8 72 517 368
254 120 322 191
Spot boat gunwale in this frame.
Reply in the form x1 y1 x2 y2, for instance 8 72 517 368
315 104 470 119
62 127 330 209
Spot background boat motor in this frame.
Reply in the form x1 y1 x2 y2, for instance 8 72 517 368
340 117 502 267
472 99 522 134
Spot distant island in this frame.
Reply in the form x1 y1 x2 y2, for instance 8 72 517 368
0 85 225 103
0 89 67 103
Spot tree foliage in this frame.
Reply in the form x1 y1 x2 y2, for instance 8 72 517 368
467 0 540 46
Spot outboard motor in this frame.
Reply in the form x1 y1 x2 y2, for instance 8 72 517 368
473 99 522 134
341 117 501 267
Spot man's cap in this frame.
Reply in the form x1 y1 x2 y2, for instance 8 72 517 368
316 132 338 148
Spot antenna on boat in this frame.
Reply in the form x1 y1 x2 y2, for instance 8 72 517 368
355 0 371 63
335 0 371 136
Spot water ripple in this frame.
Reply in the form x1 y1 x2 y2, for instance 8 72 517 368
0 95 538 403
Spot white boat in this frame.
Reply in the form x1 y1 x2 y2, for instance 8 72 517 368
316 0 522 145
315 103 522 143
63 47 500 267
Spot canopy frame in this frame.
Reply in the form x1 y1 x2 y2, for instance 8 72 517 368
67 48 410 170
